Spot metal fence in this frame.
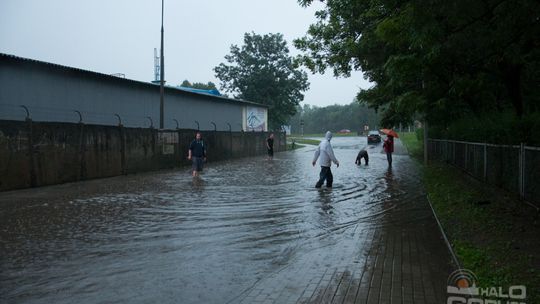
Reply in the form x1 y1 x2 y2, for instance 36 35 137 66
427 139 540 206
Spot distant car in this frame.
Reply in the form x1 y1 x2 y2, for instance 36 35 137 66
338 129 351 134
367 131 381 144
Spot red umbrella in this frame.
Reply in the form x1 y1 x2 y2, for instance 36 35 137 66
380 129 399 138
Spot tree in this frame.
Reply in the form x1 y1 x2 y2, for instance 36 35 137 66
288 101 380 134
179 80 217 90
294 0 540 129
215 32 310 129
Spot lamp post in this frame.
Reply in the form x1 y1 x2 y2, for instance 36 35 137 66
159 0 165 129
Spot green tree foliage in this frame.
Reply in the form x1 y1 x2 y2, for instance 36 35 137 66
215 32 310 129
179 80 217 90
288 102 380 134
294 0 540 133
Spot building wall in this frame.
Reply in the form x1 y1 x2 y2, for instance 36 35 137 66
0 54 267 131
0 120 286 191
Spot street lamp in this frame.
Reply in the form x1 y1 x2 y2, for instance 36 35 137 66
159 0 165 129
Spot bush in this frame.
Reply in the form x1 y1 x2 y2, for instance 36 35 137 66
428 111 540 146
415 128 424 142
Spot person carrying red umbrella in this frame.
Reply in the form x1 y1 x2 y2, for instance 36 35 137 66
381 129 399 167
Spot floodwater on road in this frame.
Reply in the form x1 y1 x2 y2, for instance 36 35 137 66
0 136 428 303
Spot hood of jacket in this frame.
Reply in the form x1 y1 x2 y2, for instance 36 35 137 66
325 131 332 141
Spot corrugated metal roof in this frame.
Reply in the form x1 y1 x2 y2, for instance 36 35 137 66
177 86 221 96
0 52 268 108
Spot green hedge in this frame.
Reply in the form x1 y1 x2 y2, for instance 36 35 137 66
428 112 540 146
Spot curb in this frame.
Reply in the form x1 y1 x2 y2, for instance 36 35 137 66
426 194 462 270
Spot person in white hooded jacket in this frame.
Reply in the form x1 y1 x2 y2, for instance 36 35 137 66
312 131 340 188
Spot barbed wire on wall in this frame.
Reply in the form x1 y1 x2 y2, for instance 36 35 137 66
0 103 256 132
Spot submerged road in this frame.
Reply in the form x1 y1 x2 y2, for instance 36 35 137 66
1 136 454 303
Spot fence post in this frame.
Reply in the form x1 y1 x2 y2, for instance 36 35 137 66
119 124 126 175
453 141 456 164
444 140 447 162
464 143 468 171
447 141 451 163
77 117 86 180
423 121 428 165
26 115 37 187
483 143 487 181
176 128 182 163
19 105 37 187
146 116 154 129
444 140 448 162
228 124 233 158
521 143 527 199
74 110 83 123
519 143 525 199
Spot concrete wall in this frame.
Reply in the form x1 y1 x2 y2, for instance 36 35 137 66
0 120 286 191
0 53 267 131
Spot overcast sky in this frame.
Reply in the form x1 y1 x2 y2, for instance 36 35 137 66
0 0 371 107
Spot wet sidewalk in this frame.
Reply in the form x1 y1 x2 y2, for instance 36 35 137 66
0 137 454 304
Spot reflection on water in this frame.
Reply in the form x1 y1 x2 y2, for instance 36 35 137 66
191 176 206 192
0 137 423 304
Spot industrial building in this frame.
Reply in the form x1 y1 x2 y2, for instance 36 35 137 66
0 53 268 131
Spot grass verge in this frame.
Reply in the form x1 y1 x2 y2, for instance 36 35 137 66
401 133 539 302
400 132 423 158
288 137 321 146
291 133 358 137
286 142 306 150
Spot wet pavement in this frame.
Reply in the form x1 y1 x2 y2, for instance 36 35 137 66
1 136 454 304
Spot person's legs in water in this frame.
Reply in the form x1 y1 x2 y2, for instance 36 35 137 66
192 157 203 177
386 152 392 166
326 168 333 187
315 166 329 188
198 157 204 173
267 148 274 160
363 153 369 165
192 157 198 177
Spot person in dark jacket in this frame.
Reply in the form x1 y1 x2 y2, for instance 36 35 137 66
188 132 206 177
355 149 369 165
383 135 394 166
266 133 274 160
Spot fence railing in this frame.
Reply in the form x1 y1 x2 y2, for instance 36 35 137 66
427 139 540 206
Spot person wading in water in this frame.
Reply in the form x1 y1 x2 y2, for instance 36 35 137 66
188 132 207 177
312 131 340 188
266 133 274 160
383 135 394 167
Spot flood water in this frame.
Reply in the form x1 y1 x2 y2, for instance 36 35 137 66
0 136 428 303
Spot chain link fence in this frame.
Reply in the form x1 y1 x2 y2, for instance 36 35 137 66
428 139 540 206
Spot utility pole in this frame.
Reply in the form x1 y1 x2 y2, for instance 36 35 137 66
159 0 165 129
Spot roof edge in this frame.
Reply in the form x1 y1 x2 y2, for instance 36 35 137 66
0 52 268 108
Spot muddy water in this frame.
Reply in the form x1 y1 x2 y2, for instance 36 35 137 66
0 137 425 303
